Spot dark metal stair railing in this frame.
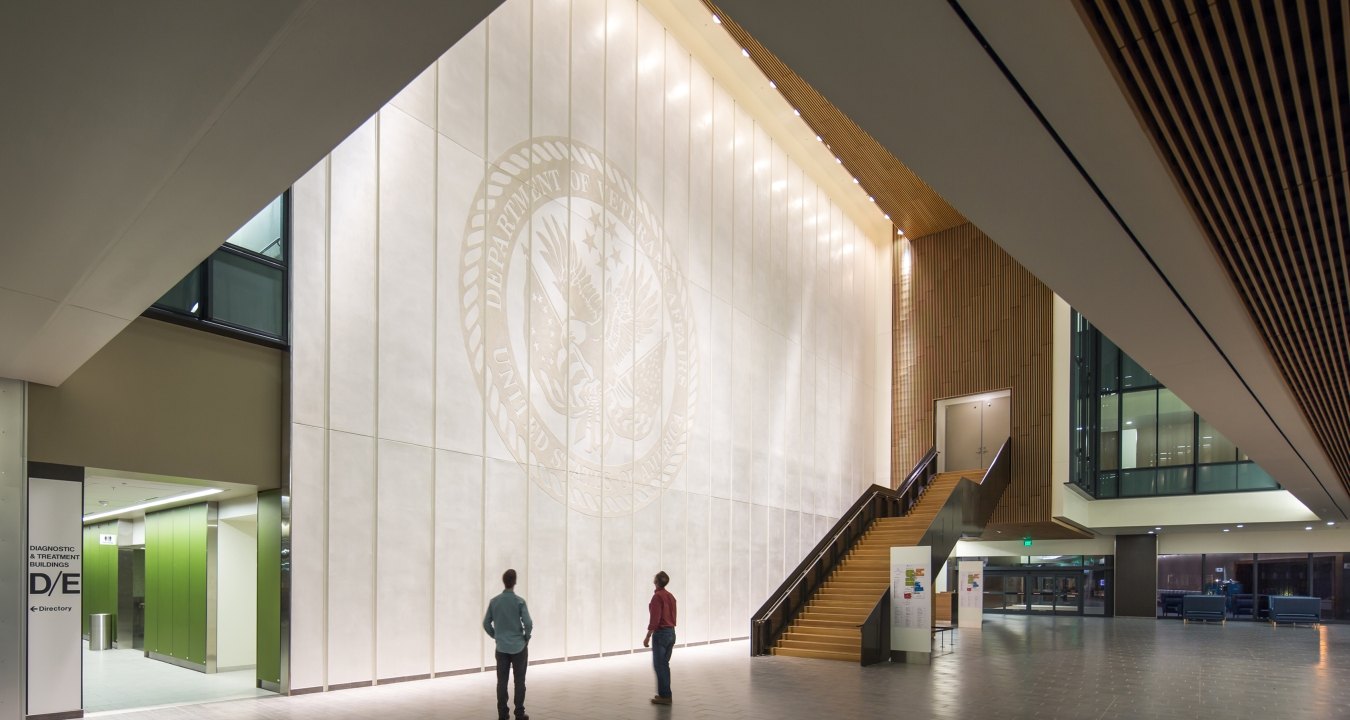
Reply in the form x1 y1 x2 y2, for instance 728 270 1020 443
858 437 1013 665
749 447 939 657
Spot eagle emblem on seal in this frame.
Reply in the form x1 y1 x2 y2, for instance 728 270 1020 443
461 137 697 517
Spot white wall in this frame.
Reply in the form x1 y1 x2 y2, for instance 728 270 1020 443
217 498 257 671
289 0 889 689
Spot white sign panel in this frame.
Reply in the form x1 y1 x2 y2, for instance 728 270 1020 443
99 533 116 546
890 546 931 656
958 560 984 628
27 476 83 717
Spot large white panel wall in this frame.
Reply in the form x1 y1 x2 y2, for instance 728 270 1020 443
288 0 888 688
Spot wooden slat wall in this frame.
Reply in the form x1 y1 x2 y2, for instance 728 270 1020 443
1079 0 1350 501
892 223 1055 527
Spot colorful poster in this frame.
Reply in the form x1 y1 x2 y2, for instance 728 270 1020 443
958 560 984 628
890 546 931 655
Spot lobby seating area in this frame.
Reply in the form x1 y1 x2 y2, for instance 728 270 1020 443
1157 590 1325 626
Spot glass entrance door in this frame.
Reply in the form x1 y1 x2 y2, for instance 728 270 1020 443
984 570 1086 614
1031 574 1082 614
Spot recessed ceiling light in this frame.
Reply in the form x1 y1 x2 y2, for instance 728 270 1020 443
835 157 842 164
868 196 875 202
1147 530 1155 534
741 48 750 58
793 109 800 116
1222 528 1230 532
1327 521 1336 526
883 214 890 220
712 14 721 24
1305 526 1313 531
1154 527 1162 530
853 178 859 184
768 80 776 89
815 135 823 142
1236 524 1244 528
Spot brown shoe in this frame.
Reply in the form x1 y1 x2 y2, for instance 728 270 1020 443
650 696 672 705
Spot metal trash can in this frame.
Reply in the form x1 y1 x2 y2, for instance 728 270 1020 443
89 613 114 651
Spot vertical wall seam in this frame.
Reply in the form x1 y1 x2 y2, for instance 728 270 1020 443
525 0 534 644
563 0 572 661
429 58 440 679
479 10 491 673
321 155 332 691
371 110 382 685
598 0 608 654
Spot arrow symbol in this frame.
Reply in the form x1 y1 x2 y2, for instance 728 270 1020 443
30 606 36 612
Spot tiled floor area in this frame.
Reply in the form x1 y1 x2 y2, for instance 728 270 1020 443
83 643 273 715
98 615 1348 720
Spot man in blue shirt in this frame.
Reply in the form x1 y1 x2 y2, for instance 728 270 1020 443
483 568 533 720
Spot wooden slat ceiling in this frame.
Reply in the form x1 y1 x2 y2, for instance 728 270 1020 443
1078 0 1350 499
702 1 968 239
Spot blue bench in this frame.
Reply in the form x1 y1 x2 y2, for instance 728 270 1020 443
1268 596 1321 627
1182 594 1226 624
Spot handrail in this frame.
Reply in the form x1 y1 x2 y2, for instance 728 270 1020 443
859 588 890 666
916 436 1012 571
857 437 1012 664
750 447 939 656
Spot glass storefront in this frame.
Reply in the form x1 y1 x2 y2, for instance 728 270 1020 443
1154 553 1346 621
1069 311 1280 498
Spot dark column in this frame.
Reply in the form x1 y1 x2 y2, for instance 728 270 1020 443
1115 534 1158 617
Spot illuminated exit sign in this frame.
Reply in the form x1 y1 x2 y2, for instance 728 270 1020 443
1022 537 1033 548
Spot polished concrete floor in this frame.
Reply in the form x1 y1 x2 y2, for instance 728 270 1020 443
83 642 273 715
99 615 1347 720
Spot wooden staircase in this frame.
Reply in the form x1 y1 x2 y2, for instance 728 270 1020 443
770 470 978 662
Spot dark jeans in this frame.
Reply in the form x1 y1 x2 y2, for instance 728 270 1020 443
651 627 675 698
495 647 527 719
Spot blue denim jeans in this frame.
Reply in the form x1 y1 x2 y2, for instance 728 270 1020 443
651 627 675 698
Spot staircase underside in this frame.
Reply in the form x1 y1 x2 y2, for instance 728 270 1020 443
771 470 975 662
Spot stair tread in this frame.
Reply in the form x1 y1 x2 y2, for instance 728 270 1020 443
771 474 982 661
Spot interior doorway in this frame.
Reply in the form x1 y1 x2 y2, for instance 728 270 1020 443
80 468 274 714
936 390 1011 473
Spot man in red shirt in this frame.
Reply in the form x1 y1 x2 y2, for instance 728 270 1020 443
642 571 677 705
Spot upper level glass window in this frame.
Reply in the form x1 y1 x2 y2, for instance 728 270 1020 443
1069 310 1277 499
145 193 288 347
224 195 285 260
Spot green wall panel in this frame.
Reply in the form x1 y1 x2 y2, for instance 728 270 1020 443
256 490 281 685
188 504 207 664
144 503 210 665
145 513 158 652
173 506 189 661
81 521 119 639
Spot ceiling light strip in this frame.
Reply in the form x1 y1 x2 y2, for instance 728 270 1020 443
82 488 223 523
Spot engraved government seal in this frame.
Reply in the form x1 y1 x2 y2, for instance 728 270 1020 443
461 137 697 516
